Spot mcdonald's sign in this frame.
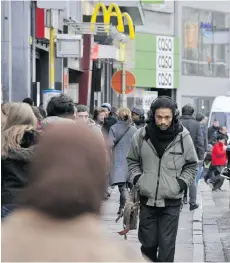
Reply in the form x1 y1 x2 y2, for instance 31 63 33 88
90 3 135 40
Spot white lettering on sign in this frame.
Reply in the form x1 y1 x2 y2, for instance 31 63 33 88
157 54 174 71
156 36 174 54
156 71 174 89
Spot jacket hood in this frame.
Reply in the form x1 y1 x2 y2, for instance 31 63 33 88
42 116 74 129
2 146 35 162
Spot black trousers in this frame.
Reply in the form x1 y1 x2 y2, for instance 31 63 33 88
138 204 180 262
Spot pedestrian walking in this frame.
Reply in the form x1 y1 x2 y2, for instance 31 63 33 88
109 107 137 215
208 119 219 144
180 104 204 209
210 126 228 146
101 103 118 134
2 122 144 262
131 106 146 129
1 103 37 219
76 104 104 138
127 96 198 262
92 106 107 129
42 94 75 129
207 134 227 191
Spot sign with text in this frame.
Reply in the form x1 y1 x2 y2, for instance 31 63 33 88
156 36 174 54
156 71 174 89
156 35 174 89
156 54 174 71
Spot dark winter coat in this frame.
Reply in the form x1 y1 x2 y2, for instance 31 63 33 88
180 115 205 160
1 147 34 205
210 130 229 146
208 126 219 144
103 115 118 134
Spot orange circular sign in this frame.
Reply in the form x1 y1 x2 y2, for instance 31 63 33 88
111 70 136 95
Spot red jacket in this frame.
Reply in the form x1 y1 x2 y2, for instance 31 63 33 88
212 142 227 166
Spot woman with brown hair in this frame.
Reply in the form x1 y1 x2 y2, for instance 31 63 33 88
1 103 37 218
93 107 107 128
108 107 137 215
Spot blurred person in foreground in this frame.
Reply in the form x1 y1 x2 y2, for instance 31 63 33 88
108 108 137 215
42 94 75 129
1 103 37 218
1 122 144 262
131 106 146 129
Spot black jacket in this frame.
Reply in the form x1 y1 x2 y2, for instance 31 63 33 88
1 147 34 205
102 115 117 134
180 115 205 160
210 130 229 146
208 126 219 144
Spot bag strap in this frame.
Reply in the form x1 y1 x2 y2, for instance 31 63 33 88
113 126 131 149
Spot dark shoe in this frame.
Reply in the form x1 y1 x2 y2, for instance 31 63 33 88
190 204 199 211
183 196 188 204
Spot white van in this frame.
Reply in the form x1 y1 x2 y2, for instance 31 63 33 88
208 96 230 142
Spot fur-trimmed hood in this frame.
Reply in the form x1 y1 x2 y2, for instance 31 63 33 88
1 146 35 162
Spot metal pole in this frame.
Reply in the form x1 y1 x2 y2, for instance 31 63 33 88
121 62 126 107
49 10 55 90
8 0 12 102
31 1 36 100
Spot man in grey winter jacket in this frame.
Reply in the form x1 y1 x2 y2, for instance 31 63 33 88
180 104 205 209
127 97 198 262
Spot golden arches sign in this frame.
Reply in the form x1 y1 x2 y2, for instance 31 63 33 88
90 3 135 40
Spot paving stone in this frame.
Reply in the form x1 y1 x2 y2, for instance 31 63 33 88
193 234 203 244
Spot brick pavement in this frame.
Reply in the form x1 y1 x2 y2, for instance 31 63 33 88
200 179 230 262
101 188 195 262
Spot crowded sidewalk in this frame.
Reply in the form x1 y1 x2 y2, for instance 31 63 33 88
101 188 195 262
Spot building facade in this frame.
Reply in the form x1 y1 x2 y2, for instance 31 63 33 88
133 1 230 115
175 1 230 115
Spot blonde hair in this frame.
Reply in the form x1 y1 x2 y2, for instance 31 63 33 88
1 102 12 116
2 103 37 156
117 107 132 124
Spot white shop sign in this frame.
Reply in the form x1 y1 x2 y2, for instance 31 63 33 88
156 36 174 54
156 71 174 89
156 53 174 71
143 91 158 113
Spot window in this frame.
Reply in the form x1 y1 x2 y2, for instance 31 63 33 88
182 7 230 78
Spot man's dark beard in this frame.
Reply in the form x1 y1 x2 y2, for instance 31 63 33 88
133 119 143 126
146 120 183 158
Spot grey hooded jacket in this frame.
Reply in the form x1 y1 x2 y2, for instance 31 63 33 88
126 126 198 207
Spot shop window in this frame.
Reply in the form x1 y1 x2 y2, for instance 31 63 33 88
182 7 230 78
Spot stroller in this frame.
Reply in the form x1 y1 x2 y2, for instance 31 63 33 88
220 167 230 180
